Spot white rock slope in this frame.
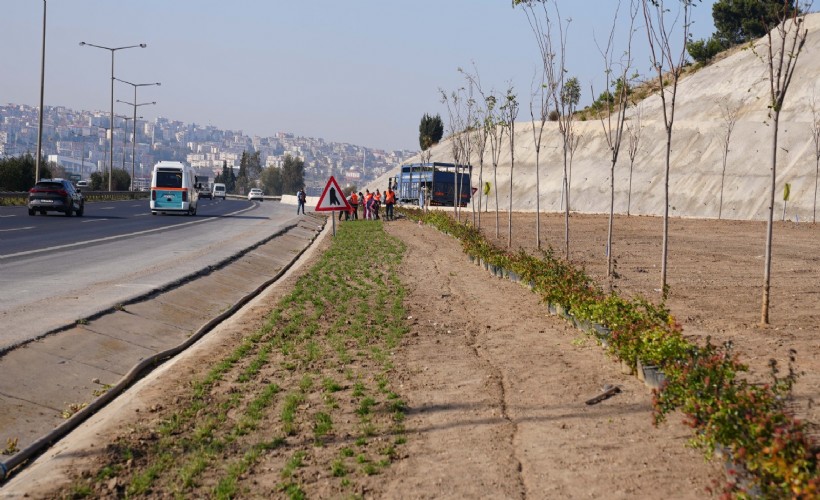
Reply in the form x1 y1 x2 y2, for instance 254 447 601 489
372 13 820 221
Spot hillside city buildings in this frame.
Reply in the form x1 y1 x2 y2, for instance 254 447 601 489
1 103 413 193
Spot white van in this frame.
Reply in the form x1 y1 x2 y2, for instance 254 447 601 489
150 161 198 215
212 183 226 200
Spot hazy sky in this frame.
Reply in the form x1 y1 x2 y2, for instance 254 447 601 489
3 1 717 152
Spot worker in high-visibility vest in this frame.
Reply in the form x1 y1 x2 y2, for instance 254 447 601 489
349 191 359 220
364 190 373 220
373 190 382 220
384 188 396 221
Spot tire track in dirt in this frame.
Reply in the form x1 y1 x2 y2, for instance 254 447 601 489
380 221 525 499
380 219 720 499
432 252 527 498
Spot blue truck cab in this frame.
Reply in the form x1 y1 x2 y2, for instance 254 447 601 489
395 162 472 207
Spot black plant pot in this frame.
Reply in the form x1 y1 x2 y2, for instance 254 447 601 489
642 365 667 390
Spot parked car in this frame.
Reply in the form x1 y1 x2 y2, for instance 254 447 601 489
248 188 264 201
28 178 85 216
76 180 89 188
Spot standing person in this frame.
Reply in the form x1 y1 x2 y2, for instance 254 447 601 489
385 186 395 221
296 187 307 215
419 185 426 213
374 190 382 220
357 192 364 220
364 189 373 220
349 191 359 220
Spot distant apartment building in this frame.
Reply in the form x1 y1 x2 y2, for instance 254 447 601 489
1 103 412 189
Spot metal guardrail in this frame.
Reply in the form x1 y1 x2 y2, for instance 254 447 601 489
0 191 149 206
0 191 283 206
226 194 282 201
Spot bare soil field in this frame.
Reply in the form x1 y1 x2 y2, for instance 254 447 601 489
474 212 819 429
3 212 816 498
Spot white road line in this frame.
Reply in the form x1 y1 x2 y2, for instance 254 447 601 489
82 219 109 223
0 215 16 218
0 205 257 260
0 226 34 232
98 207 116 210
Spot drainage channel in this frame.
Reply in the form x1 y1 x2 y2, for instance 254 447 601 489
0 214 327 482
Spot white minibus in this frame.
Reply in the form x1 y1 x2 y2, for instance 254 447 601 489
150 161 198 215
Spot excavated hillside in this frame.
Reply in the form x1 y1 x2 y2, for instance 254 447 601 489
374 13 820 221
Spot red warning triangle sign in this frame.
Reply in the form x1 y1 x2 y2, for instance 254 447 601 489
314 176 352 212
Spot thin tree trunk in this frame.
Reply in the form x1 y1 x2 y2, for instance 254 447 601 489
508 142 514 248
606 157 615 276
814 157 818 223
762 113 780 325
535 148 541 249
718 161 726 219
563 146 570 259
494 167 500 238
454 165 459 221
661 128 671 298
477 161 484 228
627 160 634 216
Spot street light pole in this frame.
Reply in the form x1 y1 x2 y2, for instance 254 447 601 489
116 115 142 190
117 99 155 189
114 78 159 190
79 41 146 191
35 0 46 184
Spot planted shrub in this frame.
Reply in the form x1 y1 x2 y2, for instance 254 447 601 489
398 207 819 496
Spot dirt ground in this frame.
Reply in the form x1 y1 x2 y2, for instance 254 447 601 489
474 212 819 428
4 211 818 498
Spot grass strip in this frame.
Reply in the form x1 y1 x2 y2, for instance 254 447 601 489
65 220 410 498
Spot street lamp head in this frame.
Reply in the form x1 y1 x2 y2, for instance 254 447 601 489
79 41 85 46
139 43 147 48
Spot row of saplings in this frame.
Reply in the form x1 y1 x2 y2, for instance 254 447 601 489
399 207 818 499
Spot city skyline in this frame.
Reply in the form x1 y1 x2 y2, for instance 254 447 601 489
3 1 717 152
0 102 408 192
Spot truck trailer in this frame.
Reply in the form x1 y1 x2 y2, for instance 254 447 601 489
195 175 212 199
395 162 472 207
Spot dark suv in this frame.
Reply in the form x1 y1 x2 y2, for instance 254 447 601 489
28 179 85 216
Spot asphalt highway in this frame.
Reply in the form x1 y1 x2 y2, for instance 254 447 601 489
0 197 305 351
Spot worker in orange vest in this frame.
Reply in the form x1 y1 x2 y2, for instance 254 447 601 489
384 187 396 221
349 191 359 220
364 190 373 220
373 190 382 220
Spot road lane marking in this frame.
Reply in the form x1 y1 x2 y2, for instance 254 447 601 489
0 226 34 232
98 206 116 210
1 205 257 260
0 215 16 218
82 219 109 223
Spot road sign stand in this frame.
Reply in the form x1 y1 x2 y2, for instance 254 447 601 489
314 176 351 237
